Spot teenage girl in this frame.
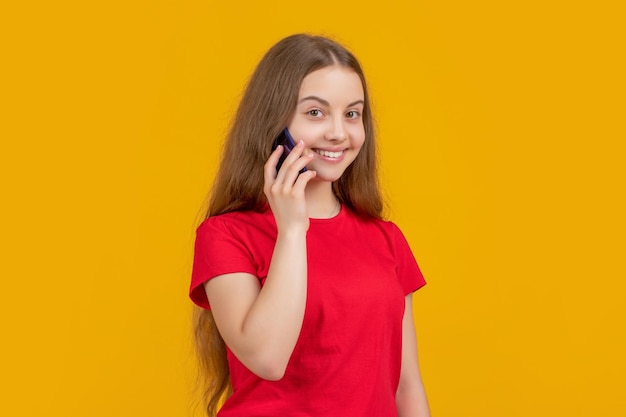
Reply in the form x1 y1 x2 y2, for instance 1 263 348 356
190 34 430 417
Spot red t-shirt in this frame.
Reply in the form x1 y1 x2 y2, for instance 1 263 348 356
190 205 426 417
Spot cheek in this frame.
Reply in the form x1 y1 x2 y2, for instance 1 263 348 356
287 121 321 144
349 125 366 148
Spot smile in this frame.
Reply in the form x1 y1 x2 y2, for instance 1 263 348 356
314 149 344 159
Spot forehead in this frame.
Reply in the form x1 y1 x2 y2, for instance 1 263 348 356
298 65 364 102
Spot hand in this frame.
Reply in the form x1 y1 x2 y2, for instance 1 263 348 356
263 141 316 233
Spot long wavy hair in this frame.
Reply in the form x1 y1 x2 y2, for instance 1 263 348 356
193 34 384 417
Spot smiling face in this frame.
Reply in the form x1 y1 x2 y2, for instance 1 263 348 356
287 65 366 183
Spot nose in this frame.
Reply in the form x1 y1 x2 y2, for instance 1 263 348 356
324 117 347 141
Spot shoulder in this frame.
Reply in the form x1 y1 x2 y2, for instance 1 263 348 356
357 212 417 258
344 208 404 238
336 209 412 254
197 209 275 236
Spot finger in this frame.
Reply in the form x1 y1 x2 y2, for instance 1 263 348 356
281 151 314 187
274 141 306 183
264 145 284 184
292 169 317 194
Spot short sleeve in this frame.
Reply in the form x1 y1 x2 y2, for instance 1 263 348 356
189 216 258 309
390 222 427 295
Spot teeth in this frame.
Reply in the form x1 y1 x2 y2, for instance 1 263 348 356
316 150 342 158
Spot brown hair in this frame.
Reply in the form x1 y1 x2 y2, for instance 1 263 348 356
193 34 383 416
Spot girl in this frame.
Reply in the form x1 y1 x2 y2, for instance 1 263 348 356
190 34 430 417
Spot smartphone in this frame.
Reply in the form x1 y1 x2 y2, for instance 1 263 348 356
272 128 307 174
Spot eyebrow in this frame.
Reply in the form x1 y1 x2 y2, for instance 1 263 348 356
298 95 364 108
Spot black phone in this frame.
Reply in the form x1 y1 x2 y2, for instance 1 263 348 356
272 128 307 174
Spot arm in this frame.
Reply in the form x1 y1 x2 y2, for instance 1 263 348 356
396 294 431 417
204 142 316 381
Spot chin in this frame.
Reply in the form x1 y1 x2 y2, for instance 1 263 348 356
310 171 343 183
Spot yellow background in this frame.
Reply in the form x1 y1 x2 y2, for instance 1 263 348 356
2 1 624 416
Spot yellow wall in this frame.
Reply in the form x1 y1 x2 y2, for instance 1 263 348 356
2 1 624 416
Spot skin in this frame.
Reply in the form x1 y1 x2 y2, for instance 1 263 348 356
397 296 431 416
204 65 429 415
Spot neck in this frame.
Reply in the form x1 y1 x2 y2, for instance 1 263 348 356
305 180 340 219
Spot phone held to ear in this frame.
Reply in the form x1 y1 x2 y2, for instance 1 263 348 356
272 128 308 174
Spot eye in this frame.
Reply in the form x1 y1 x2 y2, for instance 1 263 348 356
346 110 361 119
307 109 323 118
